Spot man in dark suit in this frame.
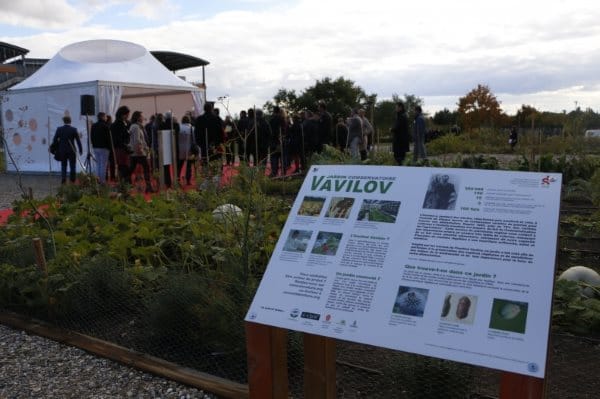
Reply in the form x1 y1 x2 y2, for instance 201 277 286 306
51 115 82 183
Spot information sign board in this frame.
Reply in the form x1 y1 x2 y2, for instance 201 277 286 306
246 165 561 377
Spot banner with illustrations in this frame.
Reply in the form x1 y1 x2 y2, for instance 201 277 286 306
246 165 562 377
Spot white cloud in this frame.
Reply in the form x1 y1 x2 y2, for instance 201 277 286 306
0 0 82 29
126 0 180 20
3 0 600 113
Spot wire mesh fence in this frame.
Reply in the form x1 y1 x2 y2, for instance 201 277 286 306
1 249 599 399
0 165 599 398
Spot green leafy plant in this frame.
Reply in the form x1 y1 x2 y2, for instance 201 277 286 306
458 155 500 170
52 255 139 324
553 279 600 335
0 263 46 312
563 179 593 203
591 169 600 206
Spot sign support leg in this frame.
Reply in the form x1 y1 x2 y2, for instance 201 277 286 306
500 372 545 399
303 333 336 399
245 322 288 399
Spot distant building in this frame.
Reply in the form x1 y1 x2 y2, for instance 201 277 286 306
0 41 47 91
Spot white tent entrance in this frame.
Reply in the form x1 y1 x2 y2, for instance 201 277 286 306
1 39 205 173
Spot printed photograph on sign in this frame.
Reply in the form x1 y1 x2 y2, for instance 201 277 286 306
440 293 478 324
298 196 326 216
392 286 429 317
357 200 401 223
489 299 529 334
423 174 459 210
311 231 343 256
325 197 355 219
283 229 313 253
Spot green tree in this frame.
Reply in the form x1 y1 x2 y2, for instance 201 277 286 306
400 93 424 120
432 108 458 126
265 77 373 119
374 100 397 141
263 88 299 114
515 105 539 129
457 84 503 130
374 94 424 140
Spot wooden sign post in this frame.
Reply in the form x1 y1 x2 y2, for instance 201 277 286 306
246 325 548 398
245 322 288 399
303 333 336 399
246 322 337 399
500 372 545 399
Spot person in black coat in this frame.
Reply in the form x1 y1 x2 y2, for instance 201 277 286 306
110 105 131 184
509 126 518 150
268 106 286 177
51 115 82 184
90 112 111 184
335 117 348 150
195 102 224 166
391 102 410 165
236 110 249 163
254 109 270 166
301 110 319 161
287 114 304 173
317 102 333 152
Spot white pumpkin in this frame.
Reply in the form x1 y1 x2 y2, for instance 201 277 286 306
558 266 600 297
212 204 242 221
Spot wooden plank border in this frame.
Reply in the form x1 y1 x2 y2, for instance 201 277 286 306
0 311 248 399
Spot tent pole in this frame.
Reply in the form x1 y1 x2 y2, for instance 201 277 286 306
47 116 52 174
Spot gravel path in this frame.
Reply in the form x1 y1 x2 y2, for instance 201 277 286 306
0 324 219 399
0 172 61 210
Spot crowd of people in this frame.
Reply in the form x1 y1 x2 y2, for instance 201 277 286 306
51 100 430 187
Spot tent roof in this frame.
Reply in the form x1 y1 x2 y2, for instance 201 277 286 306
10 39 199 91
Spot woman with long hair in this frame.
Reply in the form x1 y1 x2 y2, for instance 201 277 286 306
128 110 154 193
110 105 131 183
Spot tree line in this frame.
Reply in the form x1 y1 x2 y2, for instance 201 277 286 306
263 78 600 139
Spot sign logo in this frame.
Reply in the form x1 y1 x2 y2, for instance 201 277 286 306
527 363 539 373
290 308 300 318
301 311 321 321
248 312 257 320
325 314 332 322
541 176 556 186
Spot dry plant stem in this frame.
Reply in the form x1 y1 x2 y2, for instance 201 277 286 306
1 135 57 257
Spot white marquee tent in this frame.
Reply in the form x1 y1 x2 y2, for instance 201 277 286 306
1 39 205 173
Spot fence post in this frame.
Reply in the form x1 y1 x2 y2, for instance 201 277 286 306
245 322 288 399
499 373 545 399
303 333 336 399
32 237 47 276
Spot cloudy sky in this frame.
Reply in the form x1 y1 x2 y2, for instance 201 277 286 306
2 0 600 115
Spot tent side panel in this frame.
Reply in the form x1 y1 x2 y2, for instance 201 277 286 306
120 91 196 121
2 84 96 173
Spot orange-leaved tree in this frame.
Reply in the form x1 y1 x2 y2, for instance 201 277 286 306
457 84 503 131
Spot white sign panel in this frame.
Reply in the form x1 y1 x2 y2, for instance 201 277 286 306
158 129 173 165
246 165 562 377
